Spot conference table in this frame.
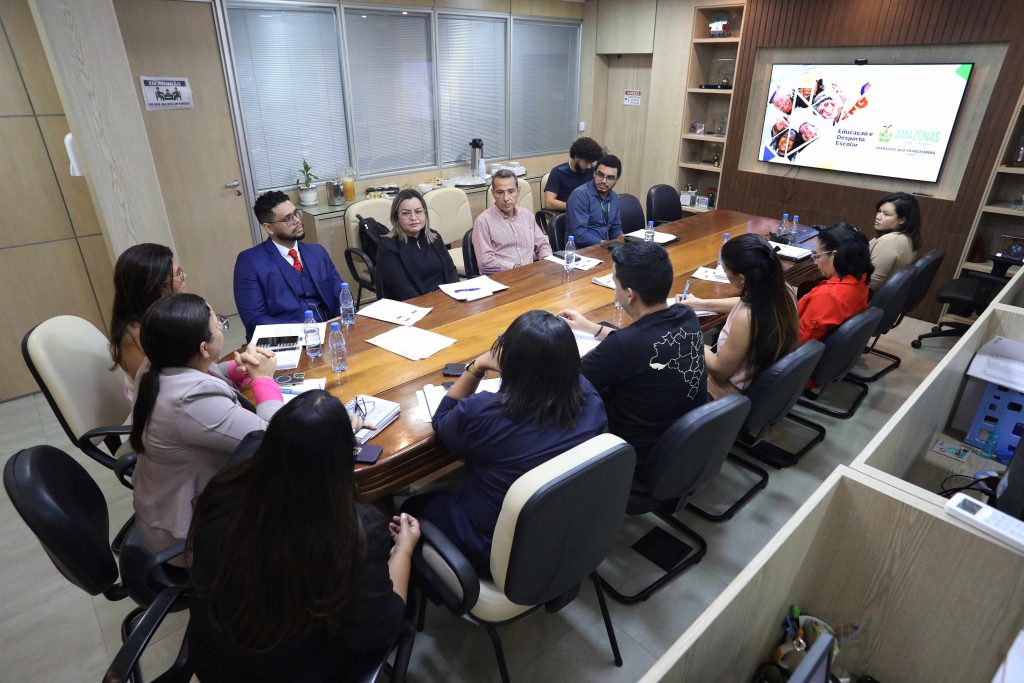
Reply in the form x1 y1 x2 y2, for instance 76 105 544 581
274 210 820 500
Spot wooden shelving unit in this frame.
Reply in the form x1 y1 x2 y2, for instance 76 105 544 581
677 3 744 211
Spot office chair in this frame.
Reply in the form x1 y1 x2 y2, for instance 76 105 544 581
602 395 750 604
849 265 916 382
462 228 480 277
618 193 646 233
485 177 534 213
646 184 683 225
798 307 885 420
412 434 635 683
535 171 561 242
344 199 392 307
912 265 1006 348
550 212 568 252
425 187 473 277
902 249 946 320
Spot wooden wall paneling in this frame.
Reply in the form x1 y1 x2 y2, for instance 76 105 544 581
37 115 101 237
595 0 656 55
721 0 1024 321
0 0 61 115
114 0 255 317
510 0 584 20
601 54 652 198
0 240 105 398
0 117 74 248
29 0 176 258
0 23 32 116
78 234 116 330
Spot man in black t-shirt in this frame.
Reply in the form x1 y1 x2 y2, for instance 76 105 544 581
542 136 603 211
559 242 708 470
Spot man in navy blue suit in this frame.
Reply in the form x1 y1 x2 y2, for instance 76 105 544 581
233 191 344 340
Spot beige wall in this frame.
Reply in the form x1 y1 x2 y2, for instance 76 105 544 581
0 0 112 401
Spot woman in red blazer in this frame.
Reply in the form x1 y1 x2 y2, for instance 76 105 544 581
798 222 873 344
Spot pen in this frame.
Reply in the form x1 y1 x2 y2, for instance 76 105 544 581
681 279 691 300
280 387 304 395
454 287 481 293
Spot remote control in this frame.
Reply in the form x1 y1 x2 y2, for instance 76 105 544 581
944 492 1024 553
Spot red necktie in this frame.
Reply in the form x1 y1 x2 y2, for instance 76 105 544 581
288 248 302 272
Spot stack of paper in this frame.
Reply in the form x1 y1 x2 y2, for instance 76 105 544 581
278 378 326 404
366 326 456 360
773 243 813 261
544 254 602 271
346 395 401 444
439 275 509 301
417 378 502 422
574 329 601 357
692 266 731 284
592 273 615 289
623 229 678 244
968 336 1024 393
357 298 432 326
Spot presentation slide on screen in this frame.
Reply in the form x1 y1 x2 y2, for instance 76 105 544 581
758 63 973 182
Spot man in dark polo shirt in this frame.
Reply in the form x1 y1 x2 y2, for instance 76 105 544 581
542 136 603 211
559 241 708 471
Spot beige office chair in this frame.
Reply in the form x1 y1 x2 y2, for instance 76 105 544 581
484 177 534 214
424 187 473 276
343 198 392 305
540 172 550 208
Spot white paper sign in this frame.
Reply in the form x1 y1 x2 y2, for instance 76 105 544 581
623 89 641 106
140 76 193 110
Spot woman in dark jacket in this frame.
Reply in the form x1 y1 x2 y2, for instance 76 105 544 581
375 188 459 300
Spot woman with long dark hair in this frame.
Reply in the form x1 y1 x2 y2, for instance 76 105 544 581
679 234 800 397
130 293 284 556
869 191 921 290
187 390 420 681
402 310 606 577
798 222 873 343
374 188 459 300
109 243 186 399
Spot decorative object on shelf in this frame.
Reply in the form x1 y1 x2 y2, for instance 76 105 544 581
999 235 1024 260
707 189 716 208
714 117 727 136
689 121 706 135
1012 136 1024 167
695 195 710 209
708 20 730 38
680 190 695 207
297 159 319 206
709 57 735 88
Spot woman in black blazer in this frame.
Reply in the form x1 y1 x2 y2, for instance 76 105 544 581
375 189 459 300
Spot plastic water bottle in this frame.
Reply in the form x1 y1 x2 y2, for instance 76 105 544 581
790 215 801 239
981 430 1000 461
778 212 789 235
327 322 347 372
303 310 322 359
644 220 656 242
563 236 576 272
339 282 356 328
718 232 730 272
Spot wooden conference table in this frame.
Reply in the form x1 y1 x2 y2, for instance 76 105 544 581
274 210 819 500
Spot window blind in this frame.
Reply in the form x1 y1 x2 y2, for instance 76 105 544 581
227 7 349 191
344 10 436 175
437 15 507 164
510 20 580 158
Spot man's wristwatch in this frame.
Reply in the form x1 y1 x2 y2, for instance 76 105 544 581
465 360 486 379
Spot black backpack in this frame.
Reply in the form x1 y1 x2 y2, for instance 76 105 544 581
356 214 390 264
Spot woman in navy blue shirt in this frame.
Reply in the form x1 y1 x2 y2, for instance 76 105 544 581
403 310 607 577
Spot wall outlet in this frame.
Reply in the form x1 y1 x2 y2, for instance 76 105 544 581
578 121 586 132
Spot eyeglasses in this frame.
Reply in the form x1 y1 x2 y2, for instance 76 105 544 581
398 208 426 220
271 209 304 225
216 314 230 331
167 268 186 284
594 170 618 182
351 397 375 418
811 250 835 261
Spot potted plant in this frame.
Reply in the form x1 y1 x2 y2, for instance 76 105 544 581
297 159 319 206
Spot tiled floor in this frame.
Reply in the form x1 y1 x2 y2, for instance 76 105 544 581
0 316 955 683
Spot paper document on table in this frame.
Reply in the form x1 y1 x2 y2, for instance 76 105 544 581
439 276 509 301
279 378 326 404
252 322 325 347
357 298 432 326
773 243 813 261
692 266 731 284
592 274 615 289
366 326 456 361
346 395 401 444
574 330 601 357
967 336 1024 393
623 229 678 244
991 629 1024 683
669 299 718 317
544 254 602 271
417 378 502 422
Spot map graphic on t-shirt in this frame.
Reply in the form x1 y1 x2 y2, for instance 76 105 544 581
649 329 705 399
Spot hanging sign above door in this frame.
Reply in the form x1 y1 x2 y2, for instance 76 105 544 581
140 76 194 110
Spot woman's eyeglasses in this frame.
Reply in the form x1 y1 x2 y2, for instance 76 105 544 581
167 268 186 285
810 250 835 261
352 397 375 418
216 314 230 331
398 208 426 220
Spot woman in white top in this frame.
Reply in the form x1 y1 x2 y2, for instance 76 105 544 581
677 234 800 398
869 192 920 290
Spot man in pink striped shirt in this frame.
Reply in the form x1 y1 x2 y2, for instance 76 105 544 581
471 169 552 274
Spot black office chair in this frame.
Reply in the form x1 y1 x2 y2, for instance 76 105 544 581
618 193 646 234
689 340 826 490
849 265 917 382
4 445 190 682
902 249 946 320
602 395 751 604
646 184 682 225
536 209 560 245
912 266 1006 349
412 434 635 683
344 213 390 307
798 307 885 420
550 212 568 252
461 228 480 277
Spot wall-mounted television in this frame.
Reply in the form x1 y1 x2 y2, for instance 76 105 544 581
757 63 973 182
